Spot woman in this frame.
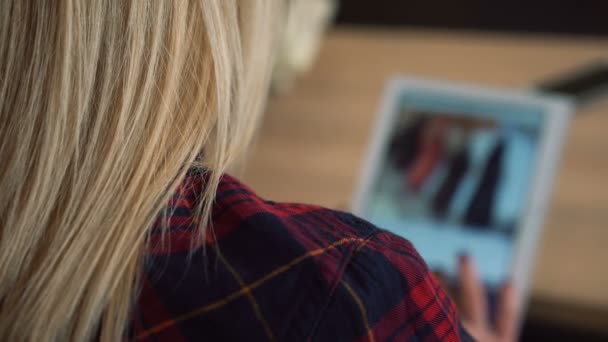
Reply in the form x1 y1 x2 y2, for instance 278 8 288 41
0 1 514 341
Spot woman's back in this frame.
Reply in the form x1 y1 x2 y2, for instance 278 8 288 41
1 1 488 340
134 171 467 341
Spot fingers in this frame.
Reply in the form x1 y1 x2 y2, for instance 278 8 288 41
458 254 488 325
495 282 518 341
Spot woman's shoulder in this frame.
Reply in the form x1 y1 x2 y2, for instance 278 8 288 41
134 173 465 341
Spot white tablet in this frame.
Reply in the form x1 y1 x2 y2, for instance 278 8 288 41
352 77 573 320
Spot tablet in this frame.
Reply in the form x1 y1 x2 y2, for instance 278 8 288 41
352 77 573 319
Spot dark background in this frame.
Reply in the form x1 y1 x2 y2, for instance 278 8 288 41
336 0 608 37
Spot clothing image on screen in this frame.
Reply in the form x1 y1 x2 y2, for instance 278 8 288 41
365 109 540 286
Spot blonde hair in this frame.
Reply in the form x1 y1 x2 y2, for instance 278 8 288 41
0 1 280 340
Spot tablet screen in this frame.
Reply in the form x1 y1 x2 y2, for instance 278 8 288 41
363 89 545 286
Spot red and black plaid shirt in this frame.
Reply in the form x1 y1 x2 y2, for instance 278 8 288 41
132 169 473 341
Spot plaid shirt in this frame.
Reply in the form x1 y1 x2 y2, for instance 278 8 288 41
132 170 472 341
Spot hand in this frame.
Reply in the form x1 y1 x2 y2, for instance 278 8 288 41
458 255 519 342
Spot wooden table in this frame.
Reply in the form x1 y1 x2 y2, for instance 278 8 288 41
242 28 608 331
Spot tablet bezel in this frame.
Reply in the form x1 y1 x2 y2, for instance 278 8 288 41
351 77 573 325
